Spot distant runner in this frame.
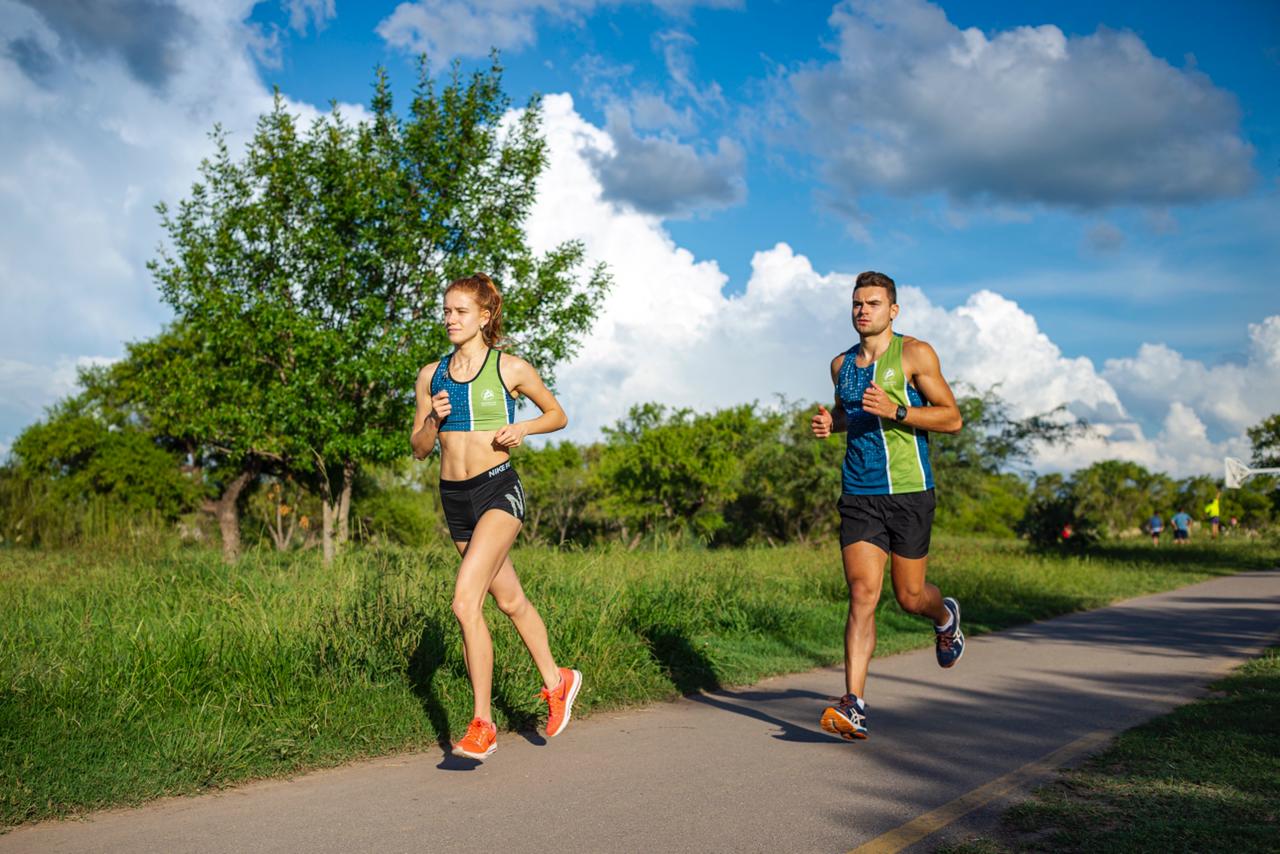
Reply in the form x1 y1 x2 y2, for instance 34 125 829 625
1147 512 1163 546
1171 508 1193 545
412 273 582 761
1204 492 1221 540
811 271 966 741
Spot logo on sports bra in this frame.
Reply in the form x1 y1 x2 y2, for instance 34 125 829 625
480 388 496 405
883 368 895 384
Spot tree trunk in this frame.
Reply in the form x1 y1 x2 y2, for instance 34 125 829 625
202 464 256 564
337 460 354 545
321 498 336 565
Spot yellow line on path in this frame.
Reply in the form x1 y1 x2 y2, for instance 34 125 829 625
848 729 1115 854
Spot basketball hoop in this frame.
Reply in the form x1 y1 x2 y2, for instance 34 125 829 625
1224 457 1280 489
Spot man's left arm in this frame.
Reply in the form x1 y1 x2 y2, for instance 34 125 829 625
861 339 963 434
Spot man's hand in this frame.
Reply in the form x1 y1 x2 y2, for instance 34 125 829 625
429 390 451 423
493 422 530 448
860 381 897 419
811 405 834 438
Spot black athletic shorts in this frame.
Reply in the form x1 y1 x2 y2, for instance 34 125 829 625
1174 528 1189 541
838 490 936 558
439 461 526 542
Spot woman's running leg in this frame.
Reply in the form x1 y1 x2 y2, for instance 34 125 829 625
450 510 523 722
488 555 560 689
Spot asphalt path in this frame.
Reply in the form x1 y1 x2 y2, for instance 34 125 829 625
6 570 1278 854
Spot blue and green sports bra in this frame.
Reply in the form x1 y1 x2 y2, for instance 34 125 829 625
429 348 517 432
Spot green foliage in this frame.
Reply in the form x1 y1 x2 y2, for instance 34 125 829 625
992 648 1280 854
726 403 843 545
596 403 769 542
348 459 445 549
1070 459 1178 536
146 59 609 555
516 441 600 546
1247 413 1280 468
1 386 200 546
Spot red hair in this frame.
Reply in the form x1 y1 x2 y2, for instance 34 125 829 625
445 273 504 347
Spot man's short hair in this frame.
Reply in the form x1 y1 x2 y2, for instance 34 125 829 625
854 271 897 305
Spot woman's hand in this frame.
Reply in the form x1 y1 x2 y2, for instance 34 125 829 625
493 422 530 448
430 390 452 423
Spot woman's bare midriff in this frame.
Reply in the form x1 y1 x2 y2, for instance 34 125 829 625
438 431 510 481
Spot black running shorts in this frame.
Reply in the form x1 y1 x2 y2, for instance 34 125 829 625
838 490 935 558
439 461 526 542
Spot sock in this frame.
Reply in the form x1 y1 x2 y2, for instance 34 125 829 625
935 611 955 634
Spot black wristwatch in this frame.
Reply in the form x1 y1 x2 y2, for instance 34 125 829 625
894 404 908 422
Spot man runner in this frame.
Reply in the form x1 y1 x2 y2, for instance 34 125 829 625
811 271 965 740
1171 508 1192 545
1147 511 1163 546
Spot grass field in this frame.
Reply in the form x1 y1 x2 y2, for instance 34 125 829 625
940 647 1280 854
1 536 1275 827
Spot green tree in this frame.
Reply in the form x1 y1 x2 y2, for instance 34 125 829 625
726 401 842 545
517 441 600 546
109 323 291 561
1247 413 1280 468
1018 472 1088 547
1069 460 1176 537
149 59 608 562
2 374 200 545
932 391 1086 536
596 403 767 544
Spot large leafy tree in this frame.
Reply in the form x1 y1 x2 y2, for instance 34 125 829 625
1248 413 1280 468
595 403 769 544
149 58 608 561
2 368 200 546
108 323 289 561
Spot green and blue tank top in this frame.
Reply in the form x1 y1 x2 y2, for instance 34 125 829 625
430 348 517 432
837 333 934 495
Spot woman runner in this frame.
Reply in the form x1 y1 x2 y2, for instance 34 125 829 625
411 273 582 760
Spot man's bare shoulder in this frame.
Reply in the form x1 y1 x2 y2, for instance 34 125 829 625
830 352 847 379
902 337 941 359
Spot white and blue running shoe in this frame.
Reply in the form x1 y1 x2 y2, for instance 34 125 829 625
820 694 868 740
935 597 965 668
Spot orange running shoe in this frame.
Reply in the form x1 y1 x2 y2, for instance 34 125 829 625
452 717 497 759
538 667 583 738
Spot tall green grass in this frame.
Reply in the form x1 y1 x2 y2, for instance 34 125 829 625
1 536 1274 826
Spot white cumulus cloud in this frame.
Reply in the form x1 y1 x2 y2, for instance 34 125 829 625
526 94 1275 478
785 0 1255 210
0 0 364 450
377 0 740 65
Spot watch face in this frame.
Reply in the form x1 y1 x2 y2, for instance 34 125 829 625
896 405 907 422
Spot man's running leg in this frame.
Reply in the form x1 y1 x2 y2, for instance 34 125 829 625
821 541 886 740
890 554 964 667
843 541 889 697
888 554 948 625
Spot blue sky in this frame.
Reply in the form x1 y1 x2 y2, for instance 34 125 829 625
239 0 1280 363
1 0 1278 475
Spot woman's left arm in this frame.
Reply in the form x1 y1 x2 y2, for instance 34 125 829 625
493 356 568 448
